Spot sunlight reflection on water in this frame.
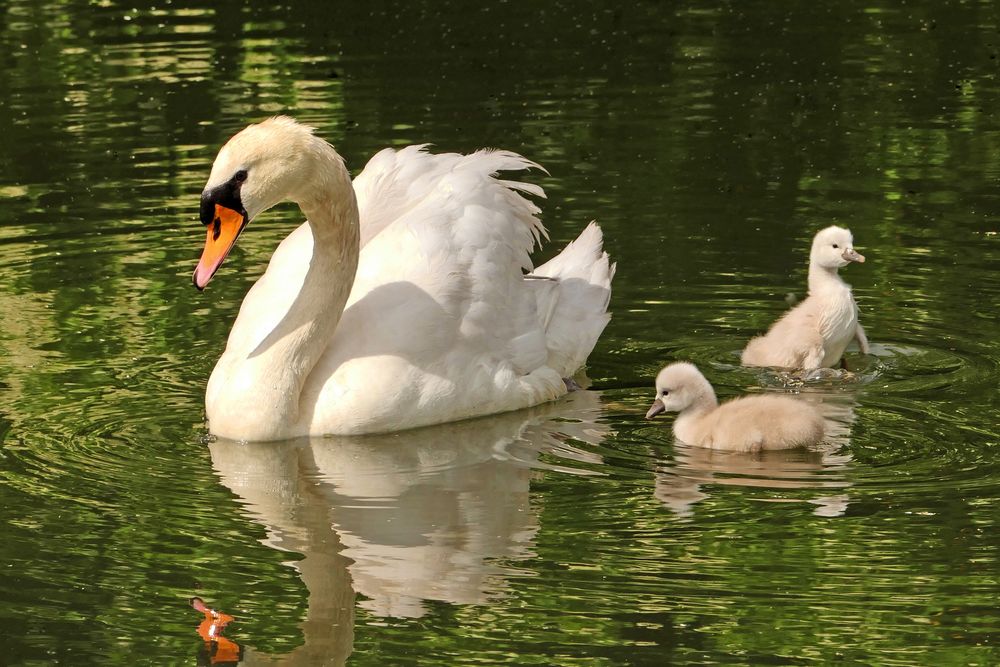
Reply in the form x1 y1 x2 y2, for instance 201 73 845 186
0 0 999 664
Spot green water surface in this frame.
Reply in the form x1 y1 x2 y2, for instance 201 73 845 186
1 1 999 665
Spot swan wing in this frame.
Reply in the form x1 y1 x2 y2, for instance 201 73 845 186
346 145 547 345
353 145 545 249
353 144 431 248
307 147 566 433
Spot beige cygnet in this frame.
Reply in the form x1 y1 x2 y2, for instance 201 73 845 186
645 362 825 452
742 225 869 369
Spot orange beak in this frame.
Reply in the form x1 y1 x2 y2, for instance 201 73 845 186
193 204 247 290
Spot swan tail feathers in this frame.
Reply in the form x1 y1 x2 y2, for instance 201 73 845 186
532 221 615 377
471 149 549 248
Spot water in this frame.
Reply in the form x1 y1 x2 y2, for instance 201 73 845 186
1 0 999 664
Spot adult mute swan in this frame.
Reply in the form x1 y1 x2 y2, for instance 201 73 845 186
193 117 615 441
741 225 869 369
645 362 825 451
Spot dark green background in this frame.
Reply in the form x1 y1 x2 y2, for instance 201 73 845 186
1 0 998 664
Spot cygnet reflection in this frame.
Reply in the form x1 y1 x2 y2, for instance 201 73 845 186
654 391 857 519
207 390 606 660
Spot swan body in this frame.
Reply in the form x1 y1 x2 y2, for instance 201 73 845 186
194 117 614 441
645 362 825 452
741 226 869 369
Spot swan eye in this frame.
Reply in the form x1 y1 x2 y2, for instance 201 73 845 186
832 243 839 249
234 169 248 184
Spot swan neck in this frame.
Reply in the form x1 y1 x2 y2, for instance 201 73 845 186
685 386 718 414
285 165 360 374
808 263 844 294
290 147 360 315
298 163 360 246
213 153 360 440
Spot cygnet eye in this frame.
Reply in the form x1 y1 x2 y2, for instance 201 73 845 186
661 389 670 396
832 243 839 249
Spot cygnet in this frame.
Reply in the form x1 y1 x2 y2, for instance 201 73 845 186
742 225 869 369
645 362 825 452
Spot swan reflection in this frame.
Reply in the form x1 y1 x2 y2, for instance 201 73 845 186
206 390 606 662
654 391 857 519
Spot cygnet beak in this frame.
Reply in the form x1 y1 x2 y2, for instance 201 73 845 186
842 247 865 263
645 398 666 419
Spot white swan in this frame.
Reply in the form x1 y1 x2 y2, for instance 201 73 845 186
741 225 869 369
193 117 615 441
645 362 825 451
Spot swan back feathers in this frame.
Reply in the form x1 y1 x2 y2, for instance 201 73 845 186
353 145 547 256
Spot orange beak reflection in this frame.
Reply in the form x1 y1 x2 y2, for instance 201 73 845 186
193 204 247 290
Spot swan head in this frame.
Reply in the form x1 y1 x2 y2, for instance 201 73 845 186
810 225 864 270
194 116 341 289
645 362 715 419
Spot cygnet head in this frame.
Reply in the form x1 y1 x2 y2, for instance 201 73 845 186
645 362 717 419
810 225 865 270
194 116 345 290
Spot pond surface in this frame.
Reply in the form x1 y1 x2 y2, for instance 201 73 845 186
1 0 999 664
